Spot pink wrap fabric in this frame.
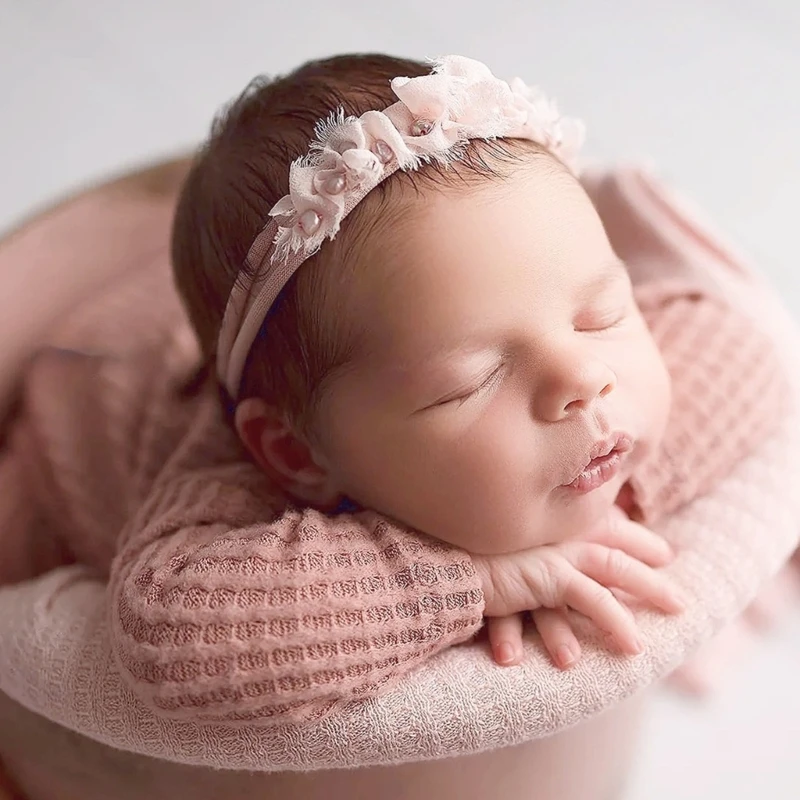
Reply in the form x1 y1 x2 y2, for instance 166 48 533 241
0 164 797 771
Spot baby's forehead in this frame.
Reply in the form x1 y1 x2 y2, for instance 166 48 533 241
355 175 608 287
326 163 616 361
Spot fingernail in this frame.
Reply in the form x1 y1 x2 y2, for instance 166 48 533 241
496 642 516 666
557 645 576 669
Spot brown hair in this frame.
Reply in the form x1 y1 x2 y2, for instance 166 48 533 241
171 53 550 432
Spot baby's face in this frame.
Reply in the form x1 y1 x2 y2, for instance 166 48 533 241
313 162 671 554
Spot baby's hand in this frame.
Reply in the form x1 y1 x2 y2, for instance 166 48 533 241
474 507 685 669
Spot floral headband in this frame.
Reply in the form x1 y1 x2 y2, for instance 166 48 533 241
216 55 586 398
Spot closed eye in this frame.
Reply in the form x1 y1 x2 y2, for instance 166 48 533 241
574 261 633 332
574 288 633 333
574 307 628 332
431 363 506 409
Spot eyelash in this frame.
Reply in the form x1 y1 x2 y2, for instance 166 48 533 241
575 303 629 333
576 315 623 333
446 363 506 407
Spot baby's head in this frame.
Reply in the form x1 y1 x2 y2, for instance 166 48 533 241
172 53 670 555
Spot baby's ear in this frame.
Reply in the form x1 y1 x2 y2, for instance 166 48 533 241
234 397 342 510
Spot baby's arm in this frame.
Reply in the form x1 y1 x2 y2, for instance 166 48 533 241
111 503 483 724
627 283 789 524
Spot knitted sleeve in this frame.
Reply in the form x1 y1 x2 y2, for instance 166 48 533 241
108 394 484 725
626 280 789 525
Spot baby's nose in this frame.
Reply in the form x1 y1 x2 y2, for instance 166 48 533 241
533 352 616 422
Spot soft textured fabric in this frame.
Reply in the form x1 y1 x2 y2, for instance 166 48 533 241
0 165 797 771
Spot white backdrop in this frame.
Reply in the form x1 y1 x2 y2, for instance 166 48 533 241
1 1 799 797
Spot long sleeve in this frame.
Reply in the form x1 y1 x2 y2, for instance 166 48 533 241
626 281 789 525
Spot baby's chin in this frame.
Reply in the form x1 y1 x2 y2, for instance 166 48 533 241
539 474 626 546
469 484 623 556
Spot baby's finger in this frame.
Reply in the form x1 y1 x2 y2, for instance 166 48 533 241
560 570 642 654
582 517 673 567
532 607 581 669
577 545 686 614
485 613 525 666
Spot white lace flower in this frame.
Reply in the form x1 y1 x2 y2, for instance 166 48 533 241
268 161 338 261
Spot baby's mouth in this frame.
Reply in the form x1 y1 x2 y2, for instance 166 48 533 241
563 433 634 494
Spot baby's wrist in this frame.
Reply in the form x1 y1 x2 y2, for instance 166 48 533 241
470 554 495 610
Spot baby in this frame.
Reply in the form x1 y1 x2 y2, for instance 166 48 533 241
209 58 692 667
1 52 785 725
186 51 683 675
